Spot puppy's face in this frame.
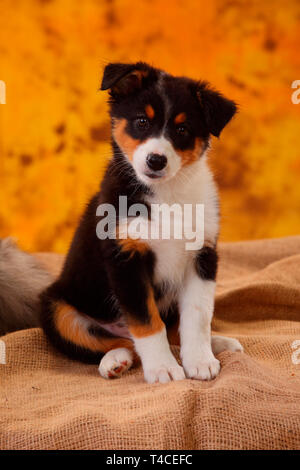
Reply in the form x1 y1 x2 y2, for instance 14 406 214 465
101 62 236 185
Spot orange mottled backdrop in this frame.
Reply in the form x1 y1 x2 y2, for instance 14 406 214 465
0 0 299 253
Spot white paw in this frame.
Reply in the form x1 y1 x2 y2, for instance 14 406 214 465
143 361 185 384
211 336 243 355
99 347 133 379
183 356 220 381
134 328 186 384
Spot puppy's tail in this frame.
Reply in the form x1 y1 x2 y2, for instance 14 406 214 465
0 238 53 336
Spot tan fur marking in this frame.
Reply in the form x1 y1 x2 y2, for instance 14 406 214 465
112 118 140 161
177 137 203 166
54 303 133 352
117 221 150 258
119 238 150 257
129 289 164 338
174 112 186 124
145 104 155 119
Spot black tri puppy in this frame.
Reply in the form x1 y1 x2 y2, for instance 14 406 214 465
40 62 243 383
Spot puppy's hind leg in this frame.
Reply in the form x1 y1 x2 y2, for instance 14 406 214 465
211 335 243 355
99 347 134 379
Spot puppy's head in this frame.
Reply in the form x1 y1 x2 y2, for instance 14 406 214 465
101 62 237 185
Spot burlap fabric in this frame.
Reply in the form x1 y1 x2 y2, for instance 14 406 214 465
1 237 300 449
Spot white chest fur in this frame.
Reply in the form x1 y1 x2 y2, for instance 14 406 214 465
118 157 219 290
146 157 219 287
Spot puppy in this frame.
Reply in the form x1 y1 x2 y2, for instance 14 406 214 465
40 62 243 383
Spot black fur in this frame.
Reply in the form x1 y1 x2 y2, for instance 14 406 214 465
39 162 156 357
194 246 218 281
101 61 158 100
196 83 237 137
40 287 106 364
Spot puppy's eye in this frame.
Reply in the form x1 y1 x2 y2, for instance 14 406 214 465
176 125 189 136
135 117 150 129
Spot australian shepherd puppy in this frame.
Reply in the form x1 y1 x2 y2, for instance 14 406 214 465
40 62 243 384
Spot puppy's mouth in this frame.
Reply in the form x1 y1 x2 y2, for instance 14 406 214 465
144 171 165 180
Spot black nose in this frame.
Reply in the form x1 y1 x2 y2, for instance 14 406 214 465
146 153 167 172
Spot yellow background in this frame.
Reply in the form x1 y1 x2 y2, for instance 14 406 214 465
0 0 299 253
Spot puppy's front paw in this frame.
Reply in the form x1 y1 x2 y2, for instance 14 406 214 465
144 362 185 384
183 356 220 381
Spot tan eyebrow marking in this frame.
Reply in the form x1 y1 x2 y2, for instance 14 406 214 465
174 112 186 124
145 104 155 119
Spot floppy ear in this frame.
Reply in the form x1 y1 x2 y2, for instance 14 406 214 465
197 83 237 137
100 62 151 97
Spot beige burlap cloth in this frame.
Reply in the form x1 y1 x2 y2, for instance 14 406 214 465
1 236 300 449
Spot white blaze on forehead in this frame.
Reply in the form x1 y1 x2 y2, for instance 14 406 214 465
156 74 172 122
132 136 182 182
138 136 173 155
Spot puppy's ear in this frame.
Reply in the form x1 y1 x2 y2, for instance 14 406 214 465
101 62 151 98
197 83 237 137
